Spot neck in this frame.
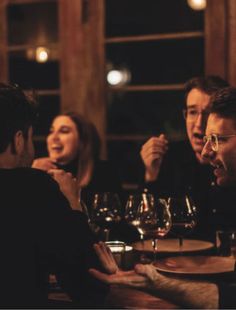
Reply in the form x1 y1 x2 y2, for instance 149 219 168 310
55 158 78 177
0 152 18 168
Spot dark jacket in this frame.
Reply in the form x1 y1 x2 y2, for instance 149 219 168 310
0 167 108 308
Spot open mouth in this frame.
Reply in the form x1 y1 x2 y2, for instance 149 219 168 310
212 162 224 176
193 133 204 140
51 145 63 152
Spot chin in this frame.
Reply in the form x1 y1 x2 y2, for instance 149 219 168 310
50 154 60 161
192 143 204 153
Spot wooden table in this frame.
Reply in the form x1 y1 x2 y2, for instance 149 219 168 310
49 285 179 309
105 285 179 309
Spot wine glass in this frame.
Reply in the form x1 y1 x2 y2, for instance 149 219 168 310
167 195 197 251
125 193 155 241
124 194 142 229
91 192 122 241
135 194 172 262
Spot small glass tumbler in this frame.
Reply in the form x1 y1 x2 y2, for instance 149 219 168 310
217 230 236 258
105 241 126 268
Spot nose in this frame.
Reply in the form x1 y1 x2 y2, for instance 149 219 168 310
201 140 215 162
48 130 59 142
194 113 207 131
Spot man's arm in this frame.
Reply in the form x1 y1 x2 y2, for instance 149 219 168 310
48 168 82 211
136 264 219 309
89 243 219 309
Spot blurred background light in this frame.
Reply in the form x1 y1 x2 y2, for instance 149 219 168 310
107 68 131 86
187 0 206 10
35 46 49 63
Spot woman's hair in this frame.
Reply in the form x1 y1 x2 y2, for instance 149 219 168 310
63 112 101 184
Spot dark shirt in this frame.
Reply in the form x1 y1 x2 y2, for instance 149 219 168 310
142 140 236 242
218 280 236 309
0 167 108 308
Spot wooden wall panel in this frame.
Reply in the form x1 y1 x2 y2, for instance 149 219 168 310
0 0 8 82
205 0 227 79
59 0 106 157
226 0 236 86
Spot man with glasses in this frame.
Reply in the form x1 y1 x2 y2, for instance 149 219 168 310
140 76 234 241
89 86 236 309
202 87 236 188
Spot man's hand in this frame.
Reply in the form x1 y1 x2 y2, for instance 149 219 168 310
93 242 119 274
89 242 157 288
32 157 57 171
89 266 149 288
48 169 81 211
140 134 168 182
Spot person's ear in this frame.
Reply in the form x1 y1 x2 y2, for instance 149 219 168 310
11 131 24 155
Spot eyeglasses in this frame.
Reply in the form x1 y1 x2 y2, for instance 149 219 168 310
203 134 236 152
183 109 210 122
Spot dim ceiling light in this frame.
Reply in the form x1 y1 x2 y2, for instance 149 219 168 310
187 0 206 10
107 68 130 86
35 47 49 63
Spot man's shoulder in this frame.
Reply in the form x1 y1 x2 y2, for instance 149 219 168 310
8 166 51 178
0 167 56 188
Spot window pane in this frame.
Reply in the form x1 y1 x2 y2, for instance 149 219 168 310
107 90 187 139
7 2 58 45
34 95 60 136
9 51 59 90
106 0 204 37
106 38 204 85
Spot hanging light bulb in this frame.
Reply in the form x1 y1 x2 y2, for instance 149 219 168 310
35 47 49 63
187 0 206 10
107 68 131 86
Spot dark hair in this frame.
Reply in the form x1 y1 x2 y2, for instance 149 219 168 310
184 76 229 103
0 83 37 153
210 87 236 120
63 112 101 183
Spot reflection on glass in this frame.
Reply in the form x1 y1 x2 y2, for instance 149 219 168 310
168 195 197 251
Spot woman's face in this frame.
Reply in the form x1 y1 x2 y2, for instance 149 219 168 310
47 116 79 164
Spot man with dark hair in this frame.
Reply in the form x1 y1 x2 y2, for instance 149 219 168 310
0 83 107 307
89 86 236 309
140 75 233 241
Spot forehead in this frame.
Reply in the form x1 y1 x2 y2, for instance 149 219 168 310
206 114 236 134
52 116 77 129
186 88 211 110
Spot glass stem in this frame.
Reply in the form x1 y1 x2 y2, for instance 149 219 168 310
179 236 183 252
104 229 110 241
152 238 158 262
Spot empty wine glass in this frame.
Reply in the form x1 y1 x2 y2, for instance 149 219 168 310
91 192 122 241
124 194 142 228
125 193 155 241
168 195 197 251
135 194 172 262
